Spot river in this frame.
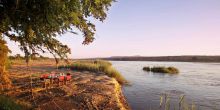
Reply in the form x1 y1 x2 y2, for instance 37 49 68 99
111 61 220 110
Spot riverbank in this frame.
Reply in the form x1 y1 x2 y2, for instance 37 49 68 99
59 60 127 84
4 60 130 110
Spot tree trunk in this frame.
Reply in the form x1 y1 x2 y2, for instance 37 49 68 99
54 57 59 70
23 47 34 98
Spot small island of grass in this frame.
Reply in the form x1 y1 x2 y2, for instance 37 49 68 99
143 66 179 74
143 67 151 71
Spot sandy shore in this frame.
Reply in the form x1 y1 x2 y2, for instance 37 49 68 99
6 60 130 110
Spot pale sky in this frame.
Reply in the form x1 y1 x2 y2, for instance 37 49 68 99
7 0 220 58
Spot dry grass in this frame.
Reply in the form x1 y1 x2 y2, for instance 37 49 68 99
59 60 127 84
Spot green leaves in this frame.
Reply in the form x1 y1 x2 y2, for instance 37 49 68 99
0 0 114 59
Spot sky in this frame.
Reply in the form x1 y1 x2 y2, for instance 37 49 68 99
7 0 220 58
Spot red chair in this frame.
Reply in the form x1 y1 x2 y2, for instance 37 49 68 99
65 75 71 81
58 76 65 81
40 74 51 88
40 74 49 80
57 76 65 86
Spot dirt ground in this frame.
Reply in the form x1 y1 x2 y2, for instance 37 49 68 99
6 60 130 110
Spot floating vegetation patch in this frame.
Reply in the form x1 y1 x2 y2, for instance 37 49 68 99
143 66 179 74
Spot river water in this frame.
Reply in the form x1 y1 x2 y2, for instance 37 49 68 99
111 61 220 110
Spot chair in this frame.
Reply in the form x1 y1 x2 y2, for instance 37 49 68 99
58 76 65 86
65 73 72 84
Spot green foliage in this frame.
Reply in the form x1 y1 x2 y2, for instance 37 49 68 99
0 39 9 68
143 66 179 74
0 0 115 61
9 54 49 60
5 58 11 70
9 54 24 60
39 55 50 60
59 60 127 84
0 95 31 110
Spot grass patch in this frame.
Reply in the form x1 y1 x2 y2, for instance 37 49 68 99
143 66 179 74
59 60 127 84
0 95 31 110
31 73 40 77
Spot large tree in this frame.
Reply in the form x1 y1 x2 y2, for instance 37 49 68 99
0 0 115 85
0 38 11 89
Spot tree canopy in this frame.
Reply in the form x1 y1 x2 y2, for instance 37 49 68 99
0 0 114 59
0 0 115 87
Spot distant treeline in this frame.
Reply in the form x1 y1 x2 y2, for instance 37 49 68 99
9 54 50 60
102 56 220 62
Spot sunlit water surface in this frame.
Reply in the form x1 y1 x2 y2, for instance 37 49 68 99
111 61 220 110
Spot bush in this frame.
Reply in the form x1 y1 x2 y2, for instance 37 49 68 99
59 60 127 84
0 39 11 87
0 95 30 110
143 66 179 74
5 59 12 69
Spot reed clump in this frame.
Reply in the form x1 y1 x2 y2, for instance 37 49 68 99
143 66 179 74
59 60 127 84
159 94 196 110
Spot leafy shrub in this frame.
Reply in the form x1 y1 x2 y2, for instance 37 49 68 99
0 39 11 87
